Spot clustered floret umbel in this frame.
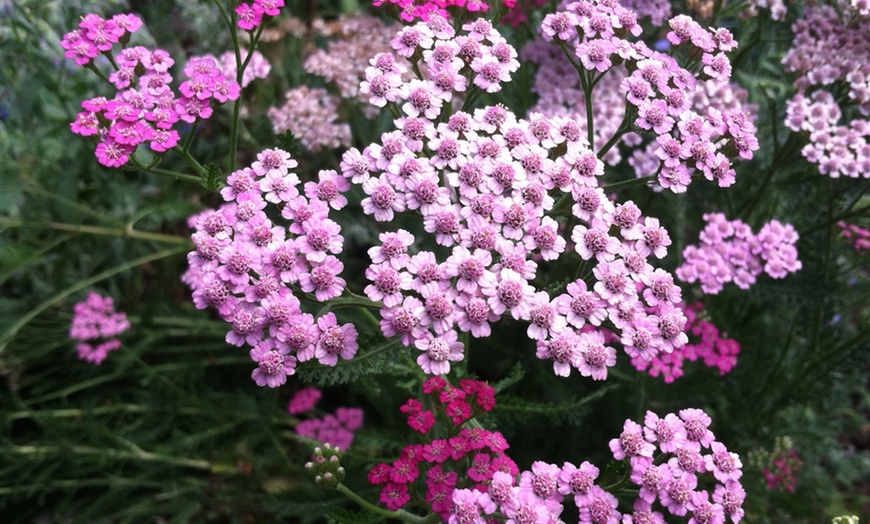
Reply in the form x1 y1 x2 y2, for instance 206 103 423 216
289 387 365 451
676 213 802 295
344 15 690 379
446 408 745 523
62 13 244 168
540 0 759 193
782 3 870 179
632 301 740 383
182 149 358 387
69 292 131 365
370 381 746 523
367 378 510 520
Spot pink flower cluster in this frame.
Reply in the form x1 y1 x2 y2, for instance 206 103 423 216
302 16 396 111
676 213 802 295
838 221 870 254
782 4 870 179
235 0 285 31
762 448 802 493
449 408 745 523
208 48 272 88
291 388 364 451
182 149 358 388
267 86 353 152
59 13 143 66
346 17 690 379
287 386 323 415
632 301 740 383
62 13 241 167
367 378 515 520
372 0 516 23
540 0 759 192
69 292 131 365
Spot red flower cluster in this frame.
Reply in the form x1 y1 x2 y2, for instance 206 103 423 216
367 378 515 520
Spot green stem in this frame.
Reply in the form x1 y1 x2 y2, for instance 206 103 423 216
8 445 213 471
0 245 188 354
170 146 208 176
0 217 189 245
336 483 438 524
460 86 483 113
6 404 206 421
602 175 656 193
597 105 635 159
738 133 800 219
128 155 202 183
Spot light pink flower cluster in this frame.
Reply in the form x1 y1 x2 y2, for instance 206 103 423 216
346 17 690 379
367 378 515 520
740 0 789 21
451 408 745 523
372 0 517 23
69 292 131 365
293 387 364 450
521 43 636 166
838 221 870 254
540 0 759 192
235 0 285 31
63 13 241 168
782 4 870 179
359 15 520 107
632 301 740 383
210 48 272 88
676 213 802 294
303 16 397 106
620 0 672 26
182 149 357 388
267 86 353 152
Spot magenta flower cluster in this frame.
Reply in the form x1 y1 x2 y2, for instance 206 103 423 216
762 447 802 493
291 387 365 451
838 221 870 254
676 213 802 295
62 13 241 167
632 301 740 383
540 0 759 192
782 4 870 179
182 148 358 388
367 378 514 520
449 408 745 523
69 292 131 365
235 0 285 31
287 386 323 415
344 16 692 379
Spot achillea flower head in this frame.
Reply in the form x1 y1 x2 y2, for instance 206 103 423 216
69 292 130 365
64 14 241 168
677 214 801 294
183 149 357 387
782 5 870 179
368 379 511 521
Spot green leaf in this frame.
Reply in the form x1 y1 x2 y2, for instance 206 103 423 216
200 163 222 191
297 335 404 387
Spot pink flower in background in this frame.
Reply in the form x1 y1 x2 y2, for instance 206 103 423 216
69 292 130 365
287 387 322 415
